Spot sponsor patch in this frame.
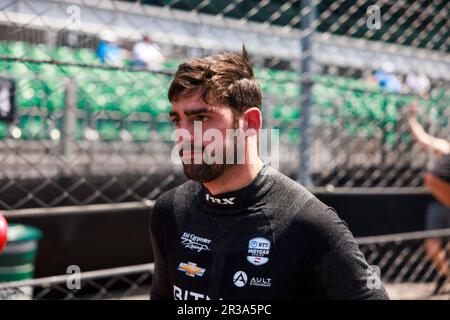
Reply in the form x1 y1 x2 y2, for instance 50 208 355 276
177 262 206 278
247 237 271 266
233 271 272 288
181 232 211 253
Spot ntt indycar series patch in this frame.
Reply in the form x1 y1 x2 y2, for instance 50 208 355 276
150 164 389 300
247 237 270 266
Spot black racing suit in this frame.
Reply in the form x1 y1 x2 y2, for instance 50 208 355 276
149 165 389 300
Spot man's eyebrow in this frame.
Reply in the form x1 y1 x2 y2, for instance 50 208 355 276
169 107 219 118
185 107 219 116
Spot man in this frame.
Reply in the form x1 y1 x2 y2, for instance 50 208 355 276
149 48 389 300
373 62 403 93
406 72 430 98
132 36 166 70
407 102 450 295
96 30 125 66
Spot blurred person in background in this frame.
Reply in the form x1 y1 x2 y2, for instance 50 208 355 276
406 71 431 99
96 30 129 66
372 61 404 93
407 102 450 295
132 36 166 70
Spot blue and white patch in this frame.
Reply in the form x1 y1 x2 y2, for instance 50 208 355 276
247 237 271 266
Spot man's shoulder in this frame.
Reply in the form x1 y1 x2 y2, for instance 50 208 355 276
153 180 202 214
266 168 329 214
263 168 340 236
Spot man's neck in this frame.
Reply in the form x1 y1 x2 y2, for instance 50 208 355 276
203 158 265 195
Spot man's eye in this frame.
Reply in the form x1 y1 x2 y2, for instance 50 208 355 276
195 115 209 122
171 118 180 126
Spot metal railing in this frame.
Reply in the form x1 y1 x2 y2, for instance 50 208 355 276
0 263 154 300
1 229 449 300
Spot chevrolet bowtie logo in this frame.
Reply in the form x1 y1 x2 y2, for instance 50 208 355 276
177 262 206 278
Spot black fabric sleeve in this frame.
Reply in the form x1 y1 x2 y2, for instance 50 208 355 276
300 200 390 300
149 197 172 300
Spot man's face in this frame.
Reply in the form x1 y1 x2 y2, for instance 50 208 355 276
169 91 241 182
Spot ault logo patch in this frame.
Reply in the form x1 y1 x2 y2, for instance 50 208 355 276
247 237 271 266
233 271 272 288
233 271 248 287
177 262 206 278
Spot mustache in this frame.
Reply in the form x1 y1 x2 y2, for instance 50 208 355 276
178 142 205 157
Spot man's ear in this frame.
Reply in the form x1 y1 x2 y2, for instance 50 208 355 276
243 107 262 134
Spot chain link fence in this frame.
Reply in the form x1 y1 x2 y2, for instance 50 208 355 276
0 263 154 300
359 228 450 299
0 56 178 209
0 229 449 300
0 0 448 301
0 0 447 209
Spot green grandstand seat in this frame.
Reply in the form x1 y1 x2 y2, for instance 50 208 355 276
7 42 30 59
0 60 13 74
162 60 182 71
29 44 51 61
154 121 173 141
8 61 33 75
38 63 60 77
76 48 99 65
2 40 446 146
150 99 170 118
57 65 82 77
43 82 65 111
286 129 300 145
19 115 47 140
0 42 11 56
53 115 86 141
53 46 78 64
15 79 46 108
0 122 9 139
96 119 121 141
120 94 143 115
128 121 151 142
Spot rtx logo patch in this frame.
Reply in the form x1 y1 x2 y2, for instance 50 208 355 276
177 262 206 278
205 194 235 205
247 237 271 266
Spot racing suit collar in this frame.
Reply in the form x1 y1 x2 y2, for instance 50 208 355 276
200 164 273 213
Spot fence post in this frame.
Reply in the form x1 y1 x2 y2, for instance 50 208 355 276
62 77 77 177
298 0 316 187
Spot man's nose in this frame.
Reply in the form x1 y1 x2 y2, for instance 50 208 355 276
178 120 201 142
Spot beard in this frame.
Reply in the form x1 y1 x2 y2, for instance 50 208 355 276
180 116 244 183
180 142 239 183
182 161 229 183
181 129 244 183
